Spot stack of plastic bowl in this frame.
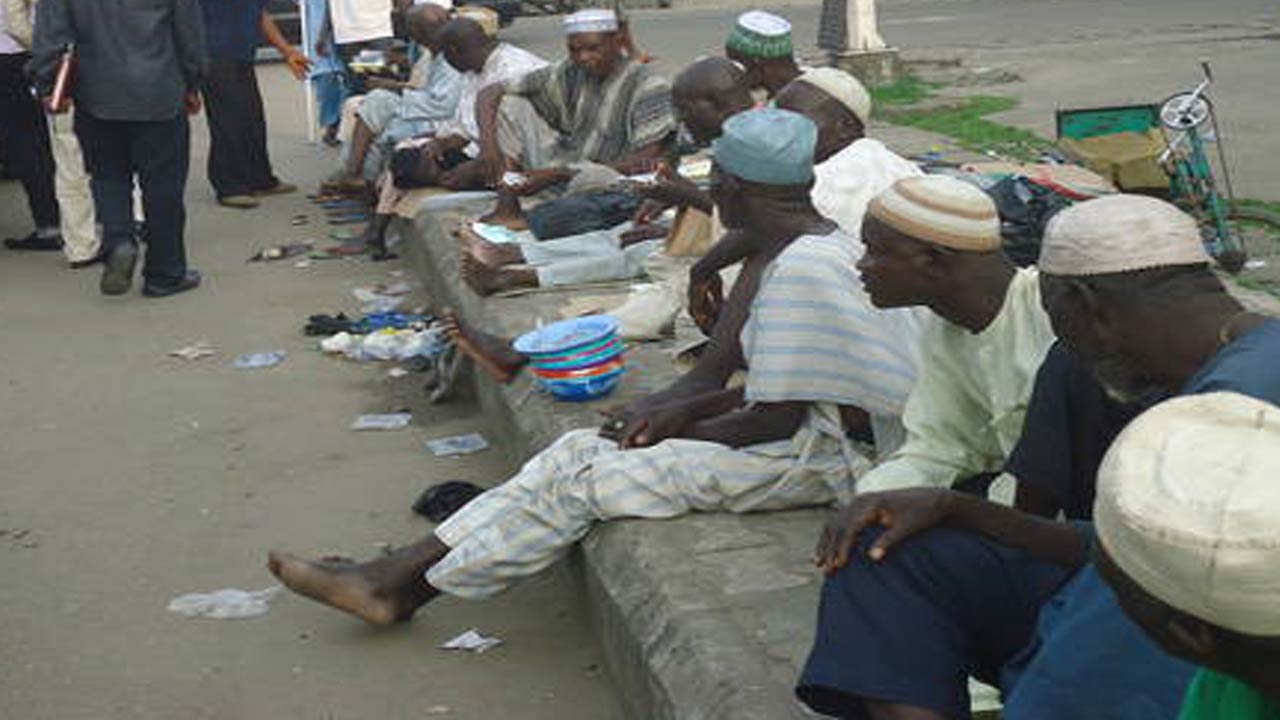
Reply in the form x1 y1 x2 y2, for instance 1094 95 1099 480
514 315 625 402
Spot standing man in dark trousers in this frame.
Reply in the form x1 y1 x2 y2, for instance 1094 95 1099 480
30 0 206 297
1 0 60 251
198 0 309 209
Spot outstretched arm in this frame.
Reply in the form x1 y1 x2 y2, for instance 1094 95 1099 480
262 10 310 79
816 488 1090 575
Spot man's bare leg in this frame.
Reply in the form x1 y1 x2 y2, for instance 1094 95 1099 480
343 117 378 181
267 534 449 624
459 228 524 267
478 187 529 231
362 214 395 260
460 250 538 296
442 307 529 383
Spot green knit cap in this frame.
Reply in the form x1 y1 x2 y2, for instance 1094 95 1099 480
725 10 793 59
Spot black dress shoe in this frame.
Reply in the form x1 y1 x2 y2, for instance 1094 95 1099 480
100 244 139 296
5 232 63 251
142 269 201 298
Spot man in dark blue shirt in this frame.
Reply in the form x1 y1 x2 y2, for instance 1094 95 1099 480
198 0 309 208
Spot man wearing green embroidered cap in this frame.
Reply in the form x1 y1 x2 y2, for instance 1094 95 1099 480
725 10 802 100
266 108 921 626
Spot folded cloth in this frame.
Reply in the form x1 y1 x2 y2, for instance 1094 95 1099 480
526 191 639 240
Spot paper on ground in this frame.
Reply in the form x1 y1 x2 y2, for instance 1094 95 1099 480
440 628 502 654
167 587 280 619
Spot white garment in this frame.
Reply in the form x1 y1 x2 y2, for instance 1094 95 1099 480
437 42 548 155
329 0 392 45
47 112 99 262
0 0 26 54
812 138 923 237
427 424 864 598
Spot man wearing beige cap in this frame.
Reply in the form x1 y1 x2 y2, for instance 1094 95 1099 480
849 174 1056 497
1094 392 1280 718
797 194 1280 719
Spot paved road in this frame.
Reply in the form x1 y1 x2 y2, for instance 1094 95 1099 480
507 0 1280 198
0 68 622 720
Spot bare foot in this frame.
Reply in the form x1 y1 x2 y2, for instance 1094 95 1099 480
478 189 528 231
267 542 444 624
460 250 538 296
442 307 528 383
459 229 524 267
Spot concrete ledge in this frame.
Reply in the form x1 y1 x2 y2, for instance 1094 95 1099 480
397 204 826 719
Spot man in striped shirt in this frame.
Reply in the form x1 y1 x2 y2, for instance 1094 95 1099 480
267 108 922 624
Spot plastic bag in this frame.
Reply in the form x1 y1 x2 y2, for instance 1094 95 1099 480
167 587 279 619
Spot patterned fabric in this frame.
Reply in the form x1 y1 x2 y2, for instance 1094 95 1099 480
505 57 675 166
427 427 863 598
856 268 1056 493
437 42 547 152
742 230 925 452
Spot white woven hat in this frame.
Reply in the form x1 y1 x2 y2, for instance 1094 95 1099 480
563 8 619 35
795 67 872 125
868 175 1001 252
1095 392 1280 637
1040 194 1210 275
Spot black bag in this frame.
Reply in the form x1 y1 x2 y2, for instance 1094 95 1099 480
526 191 639 241
985 176 1073 267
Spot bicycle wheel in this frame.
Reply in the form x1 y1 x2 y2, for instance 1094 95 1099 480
1230 205 1280 232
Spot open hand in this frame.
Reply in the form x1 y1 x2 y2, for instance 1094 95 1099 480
814 488 955 575
284 49 312 80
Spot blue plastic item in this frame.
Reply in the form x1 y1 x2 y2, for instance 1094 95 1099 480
513 315 619 357
537 367 626 402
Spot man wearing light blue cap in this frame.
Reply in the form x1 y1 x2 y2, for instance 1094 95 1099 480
267 108 921 627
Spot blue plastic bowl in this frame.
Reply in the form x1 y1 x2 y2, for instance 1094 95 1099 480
537 367 625 402
514 315 620 358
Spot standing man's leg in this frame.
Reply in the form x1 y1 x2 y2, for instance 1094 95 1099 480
0 52 61 249
135 114 198 297
201 60 259 207
241 62 293 197
48 111 101 266
76 112 138 295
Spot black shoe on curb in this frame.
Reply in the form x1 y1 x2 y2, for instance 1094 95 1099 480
142 269 201 298
100 244 138 296
5 232 63 251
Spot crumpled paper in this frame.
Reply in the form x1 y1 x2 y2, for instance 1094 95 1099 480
167 587 280 619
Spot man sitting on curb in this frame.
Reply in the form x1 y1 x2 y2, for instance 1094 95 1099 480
324 3 461 189
452 56 754 299
1093 393 1280 719
349 16 547 258
797 194 1280 719
689 67 921 333
473 7 676 227
266 109 920 624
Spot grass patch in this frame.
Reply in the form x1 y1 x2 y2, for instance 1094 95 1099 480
1235 198 1280 216
884 95 1053 161
870 74 941 107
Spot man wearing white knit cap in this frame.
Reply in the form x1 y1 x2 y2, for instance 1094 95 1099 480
1094 392 1280 717
797 193 1280 720
470 6 674 190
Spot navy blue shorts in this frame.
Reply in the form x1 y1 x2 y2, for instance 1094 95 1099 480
795 527 1075 719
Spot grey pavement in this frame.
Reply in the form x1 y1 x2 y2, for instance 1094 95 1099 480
0 67 622 720
508 0 1280 199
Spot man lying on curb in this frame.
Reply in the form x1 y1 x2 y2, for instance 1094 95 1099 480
796 194 1280 719
352 16 547 257
454 56 755 297
267 108 922 623
1093 393 1280 720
